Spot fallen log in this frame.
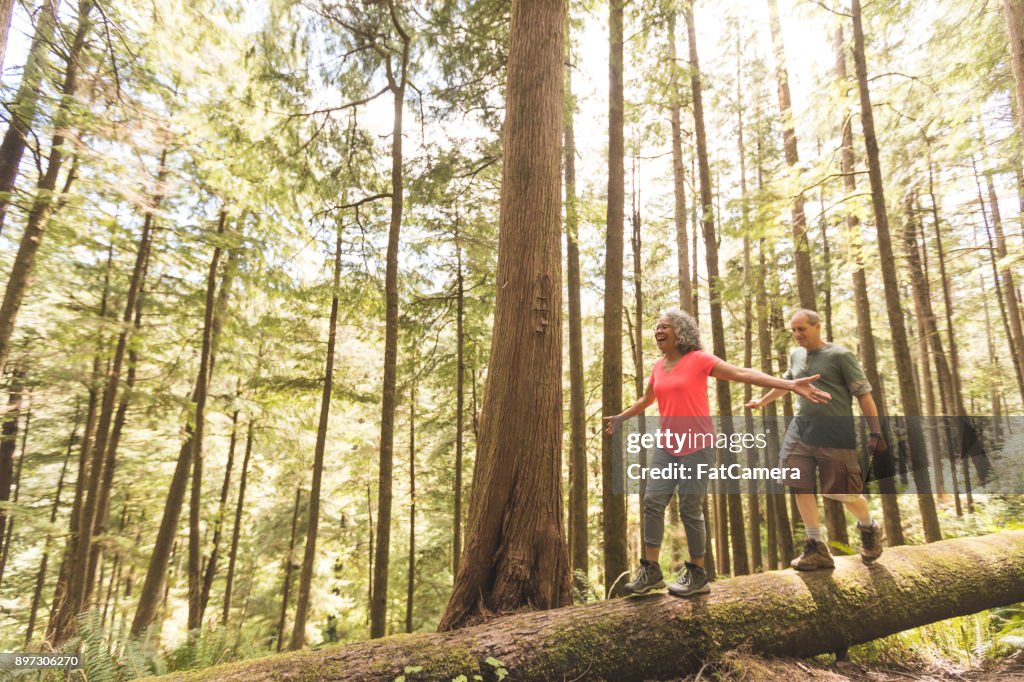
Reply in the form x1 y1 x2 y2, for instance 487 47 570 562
158 531 1024 681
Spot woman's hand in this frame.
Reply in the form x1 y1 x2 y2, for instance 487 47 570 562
790 374 831 404
744 398 764 410
603 414 624 435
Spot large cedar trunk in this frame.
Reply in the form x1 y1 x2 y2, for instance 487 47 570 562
165 531 1024 682
601 0 628 596
438 0 570 630
850 0 940 542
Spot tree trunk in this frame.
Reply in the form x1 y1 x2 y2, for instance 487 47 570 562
276 487 302 652
687 0 746 577
290 227 343 649
564 15 588 592
976 159 1024 406
988 171 1024 405
767 0 815 310
47 242 112 641
129 210 233 638
0 0 15 71
903 195 946 497
735 45 760 572
370 2 410 638
601 0 628 597
167 531 1024 682
453 232 464 580
851 0 940 542
0 374 22 554
756 242 793 568
26 407 75 645
0 0 92 381
0 377 26 588
438 0 570 630
222 419 253 625
1005 0 1024 144
200 408 240 619
406 376 416 634
186 211 229 631
0 0 59 238
668 10 692 315
834 24 903 544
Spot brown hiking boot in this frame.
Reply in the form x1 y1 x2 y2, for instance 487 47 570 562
859 521 883 563
790 539 835 571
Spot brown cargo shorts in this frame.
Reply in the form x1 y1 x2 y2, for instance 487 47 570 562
780 437 862 495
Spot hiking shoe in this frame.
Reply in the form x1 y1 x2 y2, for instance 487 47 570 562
790 539 835 571
858 521 883 563
667 561 710 597
623 559 665 595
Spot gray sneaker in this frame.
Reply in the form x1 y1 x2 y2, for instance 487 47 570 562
667 561 710 597
859 521 883 563
623 559 665 595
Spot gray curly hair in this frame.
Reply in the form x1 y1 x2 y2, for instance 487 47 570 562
659 307 702 355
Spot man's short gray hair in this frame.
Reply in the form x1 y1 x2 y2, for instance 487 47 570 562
659 307 702 355
791 308 821 326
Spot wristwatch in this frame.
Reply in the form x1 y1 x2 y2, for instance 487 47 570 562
869 432 882 438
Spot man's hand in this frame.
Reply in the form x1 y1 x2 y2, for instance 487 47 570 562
790 374 831 404
868 433 888 456
603 415 624 435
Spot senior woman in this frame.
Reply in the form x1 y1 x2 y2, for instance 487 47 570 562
604 307 830 597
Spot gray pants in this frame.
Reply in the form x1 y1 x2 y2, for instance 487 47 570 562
643 447 713 557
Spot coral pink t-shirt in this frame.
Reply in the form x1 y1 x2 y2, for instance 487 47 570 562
648 350 721 455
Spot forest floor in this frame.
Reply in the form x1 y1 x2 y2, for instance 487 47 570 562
666 648 1024 681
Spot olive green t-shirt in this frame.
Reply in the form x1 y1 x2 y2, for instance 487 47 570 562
783 343 871 448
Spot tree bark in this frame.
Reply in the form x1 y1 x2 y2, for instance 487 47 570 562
850 0 940 542
601 0 628 597
222 419 253 625
370 0 410 639
186 211 228 631
0 0 15 71
26 406 75 645
668 10 692 315
834 24 902 544
564 15 588 592
0 0 60 238
438 0 570 630
767 0 815 310
276 487 302 652
1005 0 1024 144
400 372 414 633
736 44 760 572
290 227 343 649
686 0 746 576
166 531 1024 682
453 231 464 580
200 408 240 620
0 0 92 381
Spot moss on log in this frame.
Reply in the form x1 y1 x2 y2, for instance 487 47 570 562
156 530 1024 682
